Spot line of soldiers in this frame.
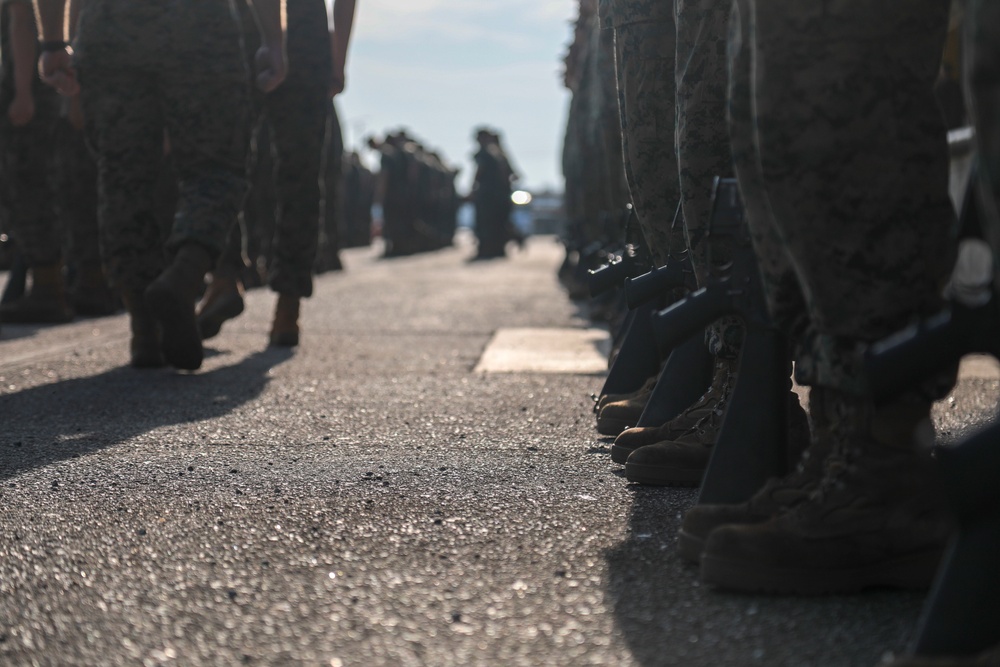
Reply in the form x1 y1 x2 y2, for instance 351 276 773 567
0 0 117 325
367 130 460 258
0 0 359 371
567 0 1000 662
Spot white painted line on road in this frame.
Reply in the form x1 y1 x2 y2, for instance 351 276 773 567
475 327 611 374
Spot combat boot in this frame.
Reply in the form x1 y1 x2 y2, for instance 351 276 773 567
596 376 653 412
144 243 213 370
196 270 245 340
677 387 833 562
0 262 74 324
610 357 737 464
269 293 300 347
69 262 118 317
122 290 165 369
699 391 952 595
596 376 658 436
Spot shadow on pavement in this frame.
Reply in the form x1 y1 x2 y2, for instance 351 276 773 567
0 347 294 482
604 485 923 667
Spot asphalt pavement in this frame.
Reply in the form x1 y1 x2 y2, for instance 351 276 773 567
1 234 997 666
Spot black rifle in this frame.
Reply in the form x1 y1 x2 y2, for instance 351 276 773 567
651 178 793 504
587 244 649 298
909 421 1000 658
865 162 996 404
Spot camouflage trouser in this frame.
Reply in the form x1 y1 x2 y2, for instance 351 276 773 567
966 0 1000 266
675 0 744 358
53 116 102 269
318 100 345 265
224 0 331 297
75 0 251 292
0 87 62 267
578 15 630 246
603 4 683 266
729 0 956 394
259 78 329 298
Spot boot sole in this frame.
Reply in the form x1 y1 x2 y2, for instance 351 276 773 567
131 348 166 369
269 331 299 347
611 443 640 465
700 548 944 595
596 416 634 437
624 461 704 486
145 283 203 370
677 529 707 564
197 293 245 340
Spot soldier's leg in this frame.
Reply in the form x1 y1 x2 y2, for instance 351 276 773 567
0 91 73 323
77 62 166 367
699 0 956 595
615 0 747 482
594 5 686 432
54 111 116 317
262 73 327 346
608 6 683 266
674 0 743 358
150 8 251 369
317 101 345 272
676 0 815 561
265 80 327 301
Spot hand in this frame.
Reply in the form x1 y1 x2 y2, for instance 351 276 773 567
254 43 287 93
329 66 346 97
8 93 35 126
38 48 79 96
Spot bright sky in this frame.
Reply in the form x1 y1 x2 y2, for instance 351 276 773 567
328 0 576 194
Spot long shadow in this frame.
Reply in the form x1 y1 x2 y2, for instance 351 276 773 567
0 347 294 482
605 485 924 667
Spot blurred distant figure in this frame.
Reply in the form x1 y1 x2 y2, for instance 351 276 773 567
470 127 519 260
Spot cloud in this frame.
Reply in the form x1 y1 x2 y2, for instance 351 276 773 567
344 0 575 51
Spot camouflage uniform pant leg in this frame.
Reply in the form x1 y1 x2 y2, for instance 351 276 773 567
675 0 743 358
966 0 1000 263
159 12 251 263
0 98 62 267
728 0 810 347
612 14 684 266
745 0 955 394
53 118 102 269
264 79 328 298
577 19 628 243
77 66 167 291
76 1 250 291
318 101 345 263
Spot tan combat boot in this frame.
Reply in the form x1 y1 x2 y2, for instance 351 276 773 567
677 387 833 562
610 357 737 464
269 293 300 347
0 262 73 324
699 390 952 595
196 270 245 340
144 243 213 370
595 376 658 436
